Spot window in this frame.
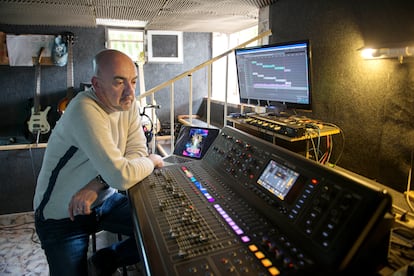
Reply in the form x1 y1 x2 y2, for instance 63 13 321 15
212 26 258 104
106 28 144 62
147 30 183 63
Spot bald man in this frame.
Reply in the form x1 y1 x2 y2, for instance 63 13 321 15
34 49 163 276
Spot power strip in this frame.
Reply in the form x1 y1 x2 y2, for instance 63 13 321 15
394 213 414 230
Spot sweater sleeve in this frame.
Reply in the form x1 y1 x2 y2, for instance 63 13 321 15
69 99 154 190
124 100 150 160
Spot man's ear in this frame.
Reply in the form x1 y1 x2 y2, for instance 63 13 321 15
91 76 99 89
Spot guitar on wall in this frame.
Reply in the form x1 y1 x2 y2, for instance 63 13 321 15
57 32 75 115
27 47 51 139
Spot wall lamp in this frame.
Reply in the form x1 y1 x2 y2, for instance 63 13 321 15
360 45 414 63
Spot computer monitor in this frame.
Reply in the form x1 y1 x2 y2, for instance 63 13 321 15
235 40 312 111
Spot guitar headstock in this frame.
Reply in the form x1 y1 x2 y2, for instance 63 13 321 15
62 32 75 46
35 47 45 66
136 51 146 66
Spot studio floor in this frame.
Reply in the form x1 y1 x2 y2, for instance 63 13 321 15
0 212 48 275
0 212 141 276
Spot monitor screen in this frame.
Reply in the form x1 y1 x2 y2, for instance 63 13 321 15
173 126 219 159
182 128 209 158
235 40 312 111
257 159 300 201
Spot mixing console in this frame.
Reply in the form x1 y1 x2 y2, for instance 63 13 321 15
128 126 392 275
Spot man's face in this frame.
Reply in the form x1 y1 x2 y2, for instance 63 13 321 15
93 55 138 112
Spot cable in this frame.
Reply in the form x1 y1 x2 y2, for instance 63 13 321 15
319 135 332 165
324 135 333 164
141 112 154 143
323 122 345 167
28 146 38 186
140 105 160 145
0 221 40 244
305 124 323 163
327 135 334 163
405 149 414 212
306 129 319 162
388 227 414 270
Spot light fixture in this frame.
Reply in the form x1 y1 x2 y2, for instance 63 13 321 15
360 45 414 63
96 18 147 28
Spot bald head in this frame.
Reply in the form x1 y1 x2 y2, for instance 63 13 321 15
91 49 138 112
93 49 135 76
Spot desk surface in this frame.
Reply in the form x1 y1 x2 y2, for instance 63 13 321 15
0 143 47 151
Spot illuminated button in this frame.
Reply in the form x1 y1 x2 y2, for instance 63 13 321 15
255 251 265 259
221 258 229 264
227 265 236 272
261 258 272 267
241 236 250 243
268 266 281 276
188 267 197 273
240 267 249 273
234 258 243 265
248 244 258 252
235 228 244 235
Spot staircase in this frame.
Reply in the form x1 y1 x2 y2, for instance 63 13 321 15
138 29 272 154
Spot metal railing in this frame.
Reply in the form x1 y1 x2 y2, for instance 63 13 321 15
137 29 272 153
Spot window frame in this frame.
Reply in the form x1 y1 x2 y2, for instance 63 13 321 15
105 27 145 63
147 30 183 64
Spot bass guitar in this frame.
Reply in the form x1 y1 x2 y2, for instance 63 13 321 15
27 47 51 136
57 32 75 115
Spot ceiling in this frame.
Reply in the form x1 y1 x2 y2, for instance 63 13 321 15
0 0 275 33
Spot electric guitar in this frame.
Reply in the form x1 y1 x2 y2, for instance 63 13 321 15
27 47 51 135
57 32 75 115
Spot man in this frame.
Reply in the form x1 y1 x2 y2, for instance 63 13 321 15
34 49 164 275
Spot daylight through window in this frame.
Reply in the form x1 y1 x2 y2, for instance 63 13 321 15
106 28 144 62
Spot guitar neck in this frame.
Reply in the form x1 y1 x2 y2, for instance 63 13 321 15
66 34 74 94
33 49 43 114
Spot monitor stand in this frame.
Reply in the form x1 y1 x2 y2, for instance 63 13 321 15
266 103 288 117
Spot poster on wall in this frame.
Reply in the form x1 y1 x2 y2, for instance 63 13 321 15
6 34 54 66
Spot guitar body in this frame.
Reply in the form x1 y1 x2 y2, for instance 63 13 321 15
27 47 51 137
57 97 69 113
57 87 75 114
27 106 51 134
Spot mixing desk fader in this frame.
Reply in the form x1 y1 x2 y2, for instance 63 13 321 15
128 126 392 276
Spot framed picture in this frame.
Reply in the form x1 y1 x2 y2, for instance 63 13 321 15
147 30 183 63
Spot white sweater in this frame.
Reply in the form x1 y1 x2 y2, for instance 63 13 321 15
33 88 154 220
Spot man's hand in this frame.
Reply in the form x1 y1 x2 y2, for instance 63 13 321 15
148 153 164 168
68 177 104 221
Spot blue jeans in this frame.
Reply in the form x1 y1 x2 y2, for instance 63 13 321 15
35 193 139 276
